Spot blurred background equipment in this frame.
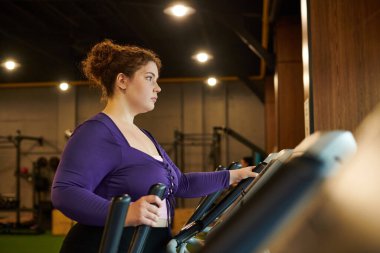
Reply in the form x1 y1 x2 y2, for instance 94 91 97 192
0 131 64 234
64 129 73 140
0 131 44 233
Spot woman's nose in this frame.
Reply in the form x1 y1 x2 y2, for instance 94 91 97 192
155 83 161 93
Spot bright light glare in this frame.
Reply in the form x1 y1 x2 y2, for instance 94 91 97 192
172 5 187 17
2 60 18 71
192 52 213 63
164 4 195 18
59 82 70 91
5 61 16 70
196 53 209 63
207 77 217 87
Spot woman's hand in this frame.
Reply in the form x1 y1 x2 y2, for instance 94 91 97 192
229 166 258 185
124 195 163 227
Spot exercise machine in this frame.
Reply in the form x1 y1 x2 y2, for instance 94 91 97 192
98 183 167 253
200 131 356 253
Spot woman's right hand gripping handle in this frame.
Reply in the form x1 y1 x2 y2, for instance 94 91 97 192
124 195 163 227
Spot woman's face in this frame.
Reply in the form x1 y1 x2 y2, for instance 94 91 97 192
125 61 161 114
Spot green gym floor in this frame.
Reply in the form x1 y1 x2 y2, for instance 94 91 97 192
0 232 64 253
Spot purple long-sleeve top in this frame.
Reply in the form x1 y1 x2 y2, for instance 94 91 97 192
51 113 230 226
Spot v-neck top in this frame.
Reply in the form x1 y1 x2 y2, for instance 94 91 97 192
51 113 230 227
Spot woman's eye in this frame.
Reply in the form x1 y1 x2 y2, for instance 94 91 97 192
146 76 153 81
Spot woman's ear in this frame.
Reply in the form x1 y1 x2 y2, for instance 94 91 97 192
115 73 128 90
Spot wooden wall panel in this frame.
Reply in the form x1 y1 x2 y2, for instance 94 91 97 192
274 17 305 150
277 62 305 149
309 0 380 131
265 76 276 153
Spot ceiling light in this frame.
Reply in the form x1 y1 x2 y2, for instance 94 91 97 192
196 53 209 63
192 52 213 63
207 77 218 87
2 60 19 71
59 82 70 91
164 3 196 18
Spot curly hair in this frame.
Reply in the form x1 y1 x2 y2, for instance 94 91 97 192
82 39 161 99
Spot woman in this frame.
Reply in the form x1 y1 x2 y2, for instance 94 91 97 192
51 39 257 253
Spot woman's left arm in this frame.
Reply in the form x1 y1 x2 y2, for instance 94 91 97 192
162 150 257 198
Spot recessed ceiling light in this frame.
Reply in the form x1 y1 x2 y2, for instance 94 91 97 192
207 77 218 87
164 3 196 18
2 60 19 71
59 82 70 91
192 52 213 63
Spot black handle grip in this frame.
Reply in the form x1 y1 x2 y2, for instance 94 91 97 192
173 162 267 246
201 162 267 225
98 194 131 253
147 183 166 202
184 165 226 225
227 161 242 170
215 165 227 171
184 162 240 227
128 183 167 253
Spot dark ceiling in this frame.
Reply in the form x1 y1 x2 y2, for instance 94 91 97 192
0 0 299 88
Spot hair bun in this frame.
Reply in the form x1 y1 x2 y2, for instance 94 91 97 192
82 39 120 86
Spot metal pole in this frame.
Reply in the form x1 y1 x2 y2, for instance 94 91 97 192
12 132 43 226
15 136 21 226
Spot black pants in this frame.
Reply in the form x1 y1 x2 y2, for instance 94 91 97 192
60 223 171 253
